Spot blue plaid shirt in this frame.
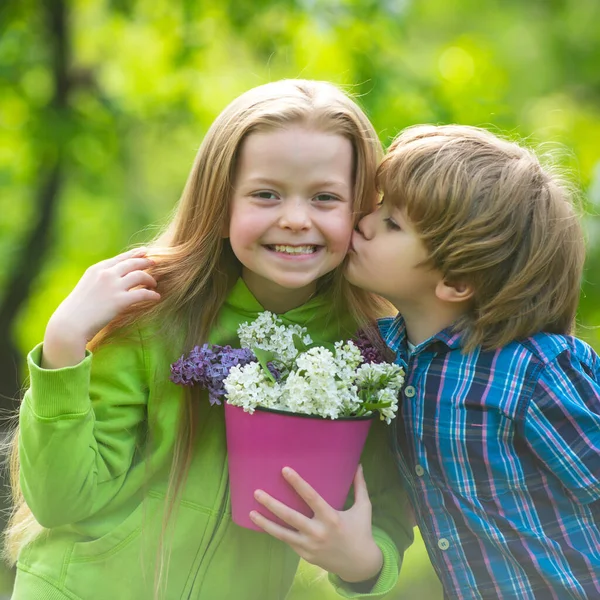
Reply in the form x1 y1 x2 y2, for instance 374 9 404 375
379 315 600 600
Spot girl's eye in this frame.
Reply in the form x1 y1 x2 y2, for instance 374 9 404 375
314 193 338 202
253 191 278 200
384 218 401 231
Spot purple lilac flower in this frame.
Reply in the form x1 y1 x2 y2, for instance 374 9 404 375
266 362 280 380
352 329 386 364
170 344 255 405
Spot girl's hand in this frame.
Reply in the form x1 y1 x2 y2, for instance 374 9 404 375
42 248 160 369
250 464 383 585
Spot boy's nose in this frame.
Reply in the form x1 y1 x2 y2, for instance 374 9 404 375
356 212 374 239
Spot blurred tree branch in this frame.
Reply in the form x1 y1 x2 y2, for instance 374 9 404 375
1 0 599 415
0 0 70 411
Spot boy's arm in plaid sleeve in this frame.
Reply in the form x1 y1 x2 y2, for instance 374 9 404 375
522 350 600 504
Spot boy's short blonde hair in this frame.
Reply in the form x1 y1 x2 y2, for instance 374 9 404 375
378 124 586 352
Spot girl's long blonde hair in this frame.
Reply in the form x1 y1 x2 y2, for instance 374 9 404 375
5 80 394 579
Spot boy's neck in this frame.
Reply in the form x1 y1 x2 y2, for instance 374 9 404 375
398 301 467 347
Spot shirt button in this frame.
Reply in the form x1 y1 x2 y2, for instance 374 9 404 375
415 465 425 476
404 385 416 398
438 538 450 551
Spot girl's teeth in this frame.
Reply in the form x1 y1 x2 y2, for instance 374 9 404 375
273 245 316 254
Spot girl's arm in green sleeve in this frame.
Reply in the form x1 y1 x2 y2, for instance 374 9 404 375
329 420 414 598
19 327 149 528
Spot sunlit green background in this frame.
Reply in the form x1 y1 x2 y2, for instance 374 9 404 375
1 0 599 598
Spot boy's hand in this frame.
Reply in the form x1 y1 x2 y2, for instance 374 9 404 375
42 248 160 369
250 464 383 585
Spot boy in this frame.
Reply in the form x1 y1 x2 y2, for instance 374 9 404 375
346 124 600 599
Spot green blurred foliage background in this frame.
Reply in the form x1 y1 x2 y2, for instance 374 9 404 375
1 0 599 597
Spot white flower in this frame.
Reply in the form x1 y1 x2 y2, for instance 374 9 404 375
283 348 345 419
224 312 405 423
375 388 400 424
332 341 362 386
224 362 281 413
355 362 404 389
334 340 363 372
237 311 312 364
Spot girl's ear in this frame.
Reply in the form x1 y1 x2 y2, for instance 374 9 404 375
435 279 474 304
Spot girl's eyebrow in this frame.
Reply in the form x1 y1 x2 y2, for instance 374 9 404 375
244 177 351 191
243 177 284 187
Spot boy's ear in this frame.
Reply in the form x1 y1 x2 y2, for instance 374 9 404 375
435 279 474 304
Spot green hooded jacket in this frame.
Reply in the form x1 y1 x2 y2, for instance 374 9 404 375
14 279 413 599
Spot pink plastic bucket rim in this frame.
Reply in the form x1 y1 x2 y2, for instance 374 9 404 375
253 405 375 420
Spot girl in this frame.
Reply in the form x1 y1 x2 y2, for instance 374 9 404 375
6 80 413 600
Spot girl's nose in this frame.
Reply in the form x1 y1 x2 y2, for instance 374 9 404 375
279 199 311 231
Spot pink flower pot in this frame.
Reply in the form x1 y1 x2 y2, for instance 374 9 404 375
224 402 374 531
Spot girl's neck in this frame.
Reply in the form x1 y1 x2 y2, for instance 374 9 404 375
242 270 317 314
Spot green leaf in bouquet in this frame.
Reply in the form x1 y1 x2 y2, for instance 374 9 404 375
362 401 393 411
292 333 311 353
293 334 336 354
253 347 277 383
318 341 337 352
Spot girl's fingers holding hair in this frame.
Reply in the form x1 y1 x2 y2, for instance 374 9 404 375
124 288 161 306
99 247 148 269
111 257 156 278
45 247 159 359
120 271 158 291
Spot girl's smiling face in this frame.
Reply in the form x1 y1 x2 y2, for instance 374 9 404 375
227 125 354 312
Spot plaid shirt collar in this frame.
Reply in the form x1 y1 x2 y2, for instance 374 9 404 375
378 313 463 360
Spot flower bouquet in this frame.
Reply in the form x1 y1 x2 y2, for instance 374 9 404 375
171 312 404 530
